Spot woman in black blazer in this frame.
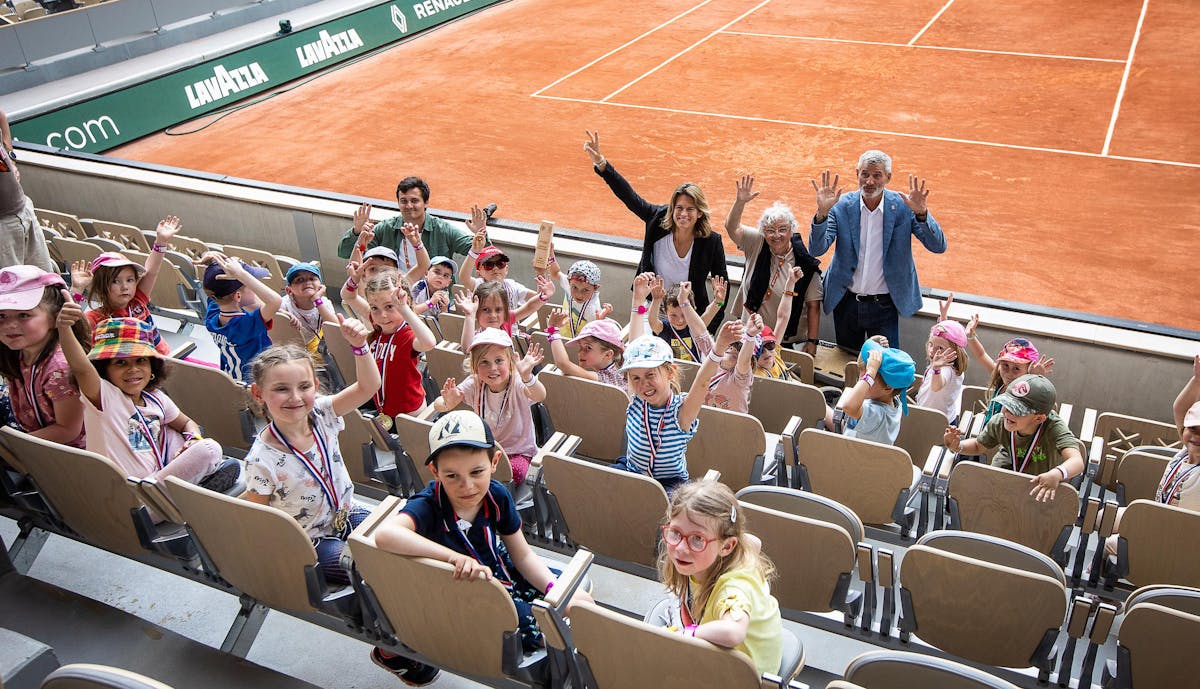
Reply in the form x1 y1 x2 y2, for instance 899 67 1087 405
584 131 728 331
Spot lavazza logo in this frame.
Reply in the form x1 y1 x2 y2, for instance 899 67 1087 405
296 28 366 68
184 62 270 109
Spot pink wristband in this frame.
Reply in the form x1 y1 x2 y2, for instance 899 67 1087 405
684 624 698 636
351 345 370 357
544 581 554 595
314 298 325 306
1057 466 1070 480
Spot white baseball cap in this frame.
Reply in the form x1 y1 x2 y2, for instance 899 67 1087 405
427 410 495 465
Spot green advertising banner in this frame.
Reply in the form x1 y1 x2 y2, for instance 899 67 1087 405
12 0 503 154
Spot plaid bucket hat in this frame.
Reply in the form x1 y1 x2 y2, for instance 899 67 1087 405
88 317 162 360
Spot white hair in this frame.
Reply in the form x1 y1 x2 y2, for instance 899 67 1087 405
857 150 892 174
757 201 796 232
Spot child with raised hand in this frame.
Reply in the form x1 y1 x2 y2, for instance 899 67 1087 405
278 263 338 357
0 266 90 447
372 410 593 683
201 253 282 384
650 277 727 362
617 321 744 492
547 256 612 337
545 310 626 393
965 309 1054 424
243 323 381 584
346 213 428 279
459 208 554 323
457 277 552 352
655 479 781 674
56 299 233 491
411 255 455 318
70 217 183 356
433 328 545 485
914 319 969 423
361 272 438 421
700 312 760 413
825 336 916 445
944 374 1083 502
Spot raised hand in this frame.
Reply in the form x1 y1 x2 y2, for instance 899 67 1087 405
1029 356 1055 376
535 274 555 301
864 349 883 376
154 215 182 245
1193 354 1200 380
714 320 744 352
193 250 227 267
943 426 962 453
597 302 614 319
456 294 478 318
868 334 889 349
965 313 980 339
930 347 958 368
518 343 544 380
632 273 652 304
57 290 84 328
787 266 804 286
353 203 374 235
583 130 606 170
359 226 376 248
735 174 760 204
901 174 930 215
811 169 843 219
69 260 92 293
649 276 665 301
710 275 727 304
337 314 371 348
547 309 568 330
401 222 422 248
346 260 366 284
1029 470 1061 503
393 285 411 308
677 281 693 308
938 292 954 322
313 283 328 302
746 312 764 337
465 204 489 237
440 377 464 409
213 253 248 280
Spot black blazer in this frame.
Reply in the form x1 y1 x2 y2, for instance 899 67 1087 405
595 163 728 330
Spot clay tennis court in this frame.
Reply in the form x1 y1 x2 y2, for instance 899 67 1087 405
111 0 1200 331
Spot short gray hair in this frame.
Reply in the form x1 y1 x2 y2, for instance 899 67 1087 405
857 150 892 174
757 201 796 232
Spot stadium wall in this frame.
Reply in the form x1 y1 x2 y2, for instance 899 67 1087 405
15 145 1196 423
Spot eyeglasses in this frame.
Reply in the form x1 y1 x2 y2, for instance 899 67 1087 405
481 259 509 269
661 525 720 553
762 225 792 236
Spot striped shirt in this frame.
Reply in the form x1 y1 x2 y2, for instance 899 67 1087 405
623 393 697 482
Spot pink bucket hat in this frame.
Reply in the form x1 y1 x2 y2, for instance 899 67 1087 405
0 266 66 311
996 337 1040 364
90 252 145 275
469 327 514 351
929 320 968 348
1185 401 1200 429
567 318 624 351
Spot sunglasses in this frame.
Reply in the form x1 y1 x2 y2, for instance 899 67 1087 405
480 259 509 269
760 342 777 351
661 525 721 553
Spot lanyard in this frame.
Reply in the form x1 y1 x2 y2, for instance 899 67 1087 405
666 324 698 361
1160 460 1200 504
763 253 789 301
22 360 45 429
478 382 512 427
640 397 670 476
268 420 340 514
567 293 594 336
1009 420 1047 474
437 483 514 587
131 392 168 470
708 368 729 392
372 328 404 411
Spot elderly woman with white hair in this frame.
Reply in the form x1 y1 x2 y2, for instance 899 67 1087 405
724 175 823 356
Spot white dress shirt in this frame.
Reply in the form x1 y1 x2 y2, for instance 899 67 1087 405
850 197 888 295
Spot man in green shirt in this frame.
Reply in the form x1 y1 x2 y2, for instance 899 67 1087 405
337 177 474 272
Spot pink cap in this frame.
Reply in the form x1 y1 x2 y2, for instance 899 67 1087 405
1185 401 1200 429
567 318 624 351
469 327 514 351
90 252 145 275
930 320 968 348
0 266 66 311
996 337 1040 364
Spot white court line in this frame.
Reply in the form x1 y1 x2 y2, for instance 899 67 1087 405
1101 0 1150 155
909 0 956 46
531 93 1200 169
722 30 1126 63
530 0 716 98
601 0 771 102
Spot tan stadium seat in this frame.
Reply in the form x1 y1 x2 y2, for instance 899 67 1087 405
35 209 89 239
1105 599 1200 689
88 220 151 253
947 461 1078 557
917 530 1064 585
1122 584 1200 616
740 501 857 618
826 683 866 689
747 375 826 435
41 663 177 689
1112 448 1170 505
391 410 513 487
1090 413 1179 488
689 406 769 491
0 427 158 560
436 311 466 346
1108 499 1200 589
538 367 628 461
527 329 579 366
796 429 916 528
735 486 865 544
119 250 200 320
50 235 101 271
899 531 1067 675
347 498 548 684
777 346 815 384
569 602 766 689
894 405 950 469
336 410 393 491
539 452 665 571
219 245 287 289
268 312 309 348
424 341 466 388
842 650 1021 689
161 234 217 264
320 317 358 390
960 385 990 419
157 359 257 456
84 236 125 254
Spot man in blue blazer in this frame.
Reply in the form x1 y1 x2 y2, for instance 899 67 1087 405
808 150 946 350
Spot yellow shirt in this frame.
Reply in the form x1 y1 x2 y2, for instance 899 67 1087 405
754 354 789 380
694 568 782 674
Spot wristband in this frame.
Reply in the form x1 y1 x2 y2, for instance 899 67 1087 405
468 249 480 259
548 257 556 264
538 294 549 302
351 345 370 357
544 581 554 595
547 333 562 343
71 292 85 304
932 367 942 376
415 244 426 252
182 431 202 442
715 300 725 308
151 243 167 253
314 297 325 306
707 350 725 364
522 376 535 385
636 304 648 315
860 373 876 387
356 244 367 254
1057 466 1070 481
425 301 435 310
684 624 698 637
344 278 358 292
545 326 558 336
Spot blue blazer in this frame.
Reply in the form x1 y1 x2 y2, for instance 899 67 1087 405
808 189 946 317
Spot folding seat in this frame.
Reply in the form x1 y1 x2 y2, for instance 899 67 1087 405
1106 499 1200 589
795 429 917 529
267 311 309 349
1086 412 1178 492
49 235 101 271
898 530 1067 678
336 409 399 494
84 236 125 253
776 346 814 385
735 486 864 546
35 209 89 239
424 341 466 389
893 404 950 470
118 250 202 322
841 649 1020 689
435 311 466 346
157 359 257 457
390 408 528 489
218 245 288 289
1104 585 1200 689
41 663 177 689
689 406 770 491
1110 448 1171 505
319 317 358 391
960 385 990 420
947 461 1078 557
87 220 151 253
160 234 217 265
746 375 826 435
346 498 560 687
538 367 628 461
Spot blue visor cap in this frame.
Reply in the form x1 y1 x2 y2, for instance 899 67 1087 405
860 338 916 415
